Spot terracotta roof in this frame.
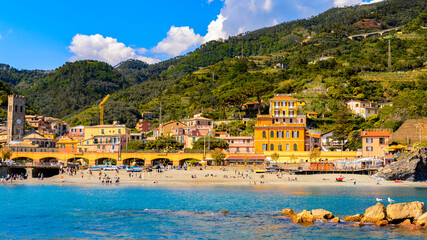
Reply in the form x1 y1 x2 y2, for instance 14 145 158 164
362 131 391 137
320 129 335 136
270 95 298 101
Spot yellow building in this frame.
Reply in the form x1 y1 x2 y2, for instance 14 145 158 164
254 94 306 153
77 124 131 153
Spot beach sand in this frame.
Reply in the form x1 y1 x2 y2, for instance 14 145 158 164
8 166 427 188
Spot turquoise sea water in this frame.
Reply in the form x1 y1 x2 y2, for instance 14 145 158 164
0 185 426 239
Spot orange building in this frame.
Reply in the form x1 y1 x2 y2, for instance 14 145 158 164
361 129 391 157
254 94 306 153
58 137 80 153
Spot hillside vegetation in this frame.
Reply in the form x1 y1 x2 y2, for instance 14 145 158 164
0 0 424 146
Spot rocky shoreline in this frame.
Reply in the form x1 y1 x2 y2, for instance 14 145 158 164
281 201 427 230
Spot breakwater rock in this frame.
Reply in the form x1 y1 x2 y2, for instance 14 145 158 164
374 147 427 181
281 201 427 229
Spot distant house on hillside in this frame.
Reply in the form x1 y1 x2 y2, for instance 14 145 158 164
391 119 427 144
346 100 379 118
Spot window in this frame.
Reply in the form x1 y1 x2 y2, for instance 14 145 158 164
286 131 290 138
112 145 115 150
293 144 297 151
262 144 268 151
262 131 266 138
79 129 82 132
236 147 240 152
118 129 121 134
20 106 23 112
101 129 104 134
102 146 105 150
246 147 249 152
278 144 282 151
290 119 293 123
193 137 195 143
366 146 373 151
270 144 274 151
379 138 385 144
270 131 274 138
366 138 373 143
356 104 359 107
227 148 229 152
71 144 74 148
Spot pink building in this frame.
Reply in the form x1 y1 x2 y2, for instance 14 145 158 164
220 136 255 154
69 125 85 140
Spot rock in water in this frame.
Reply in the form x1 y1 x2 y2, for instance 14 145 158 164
374 147 427 181
311 209 334 219
296 210 315 223
344 214 364 222
414 212 427 226
281 208 295 216
387 201 425 222
219 210 229 214
362 202 387 223
330 217 340 223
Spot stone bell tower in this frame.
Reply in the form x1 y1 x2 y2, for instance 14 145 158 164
7 95 26 143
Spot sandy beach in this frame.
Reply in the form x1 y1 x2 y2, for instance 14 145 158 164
5 166 427 188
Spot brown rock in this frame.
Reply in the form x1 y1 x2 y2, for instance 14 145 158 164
375 220 388 227
311 209 334 220
344 214 364 222
386 201 425 222
330 217 340 223
292 214 303 223
219 210 229 214
351 222 365 227
297 210 316 223
414 212 427 226
363 202 387 223
281 208 295 216
399 219 412 226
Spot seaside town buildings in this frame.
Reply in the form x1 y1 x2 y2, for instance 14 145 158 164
135 120 153 134
361 129 392 159
76 124 131 153
346 100 379 118
254 94 307 153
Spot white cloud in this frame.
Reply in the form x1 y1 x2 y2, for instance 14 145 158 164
333 0 384 7
263 0 273 12
204 14 228 42
68 34 160 65
153 26 203 56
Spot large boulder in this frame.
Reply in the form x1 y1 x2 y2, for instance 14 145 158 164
281 208 295 216
362 202 387 223
386 201 425 222
311 209 334 220
344 214 363 222
374 147 427 181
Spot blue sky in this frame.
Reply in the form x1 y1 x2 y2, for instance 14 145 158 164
0 0 382 70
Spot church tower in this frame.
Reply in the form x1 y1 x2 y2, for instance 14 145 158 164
7 95 26 143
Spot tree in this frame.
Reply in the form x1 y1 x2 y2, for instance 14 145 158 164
221 88 248 119
309 147 321 162
1 146 12 161
126 141 145 151
331 102 354 148
245 80 273 115
211 148 226 166
192 136 229 150
145 137 184 150
271 152 280 164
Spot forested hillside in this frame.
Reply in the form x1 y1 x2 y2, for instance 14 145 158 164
0 0 425 139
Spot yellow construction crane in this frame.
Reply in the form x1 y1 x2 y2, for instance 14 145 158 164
99 94 110 125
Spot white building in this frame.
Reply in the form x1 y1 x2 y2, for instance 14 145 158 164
346 100 379 118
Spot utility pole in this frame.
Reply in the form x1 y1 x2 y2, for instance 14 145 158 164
159 101 162 124
416 124 423 143
388 39 392 72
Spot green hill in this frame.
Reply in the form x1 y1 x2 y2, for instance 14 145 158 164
0 0 425 135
